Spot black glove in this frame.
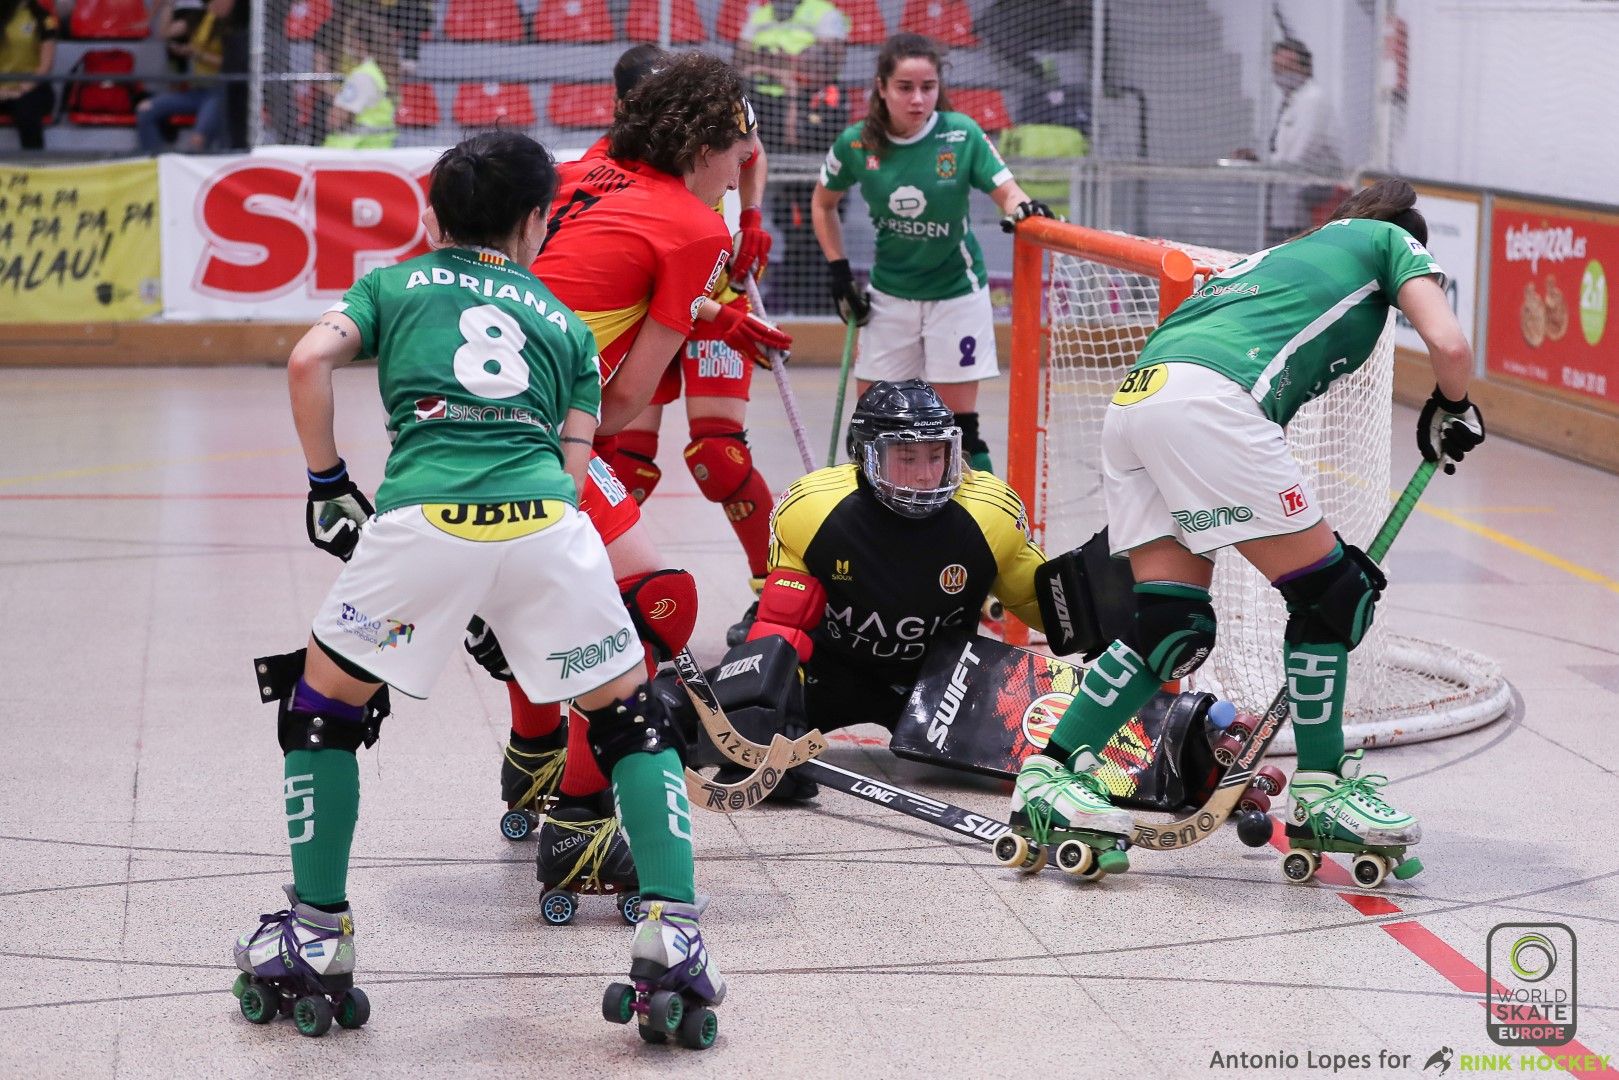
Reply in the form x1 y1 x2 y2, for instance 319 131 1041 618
1000 199 1056 234
1416 387 1486 475
464 616 513 681
305 459 374 560
827 258 871 326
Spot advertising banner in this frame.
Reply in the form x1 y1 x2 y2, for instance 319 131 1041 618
1393 185 1481 355
0 158 161 323
1486 196 1616 409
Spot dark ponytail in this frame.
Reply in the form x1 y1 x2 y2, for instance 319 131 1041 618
429 131 558 250
861 33 952 159
1328 178 1428 246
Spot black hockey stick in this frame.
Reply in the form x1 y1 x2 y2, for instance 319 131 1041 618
797 758 1015 847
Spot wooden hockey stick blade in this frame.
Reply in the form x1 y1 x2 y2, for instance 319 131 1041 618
685 734 798 813
674 649 828 769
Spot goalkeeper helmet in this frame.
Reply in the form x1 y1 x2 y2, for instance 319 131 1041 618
846 379 963 519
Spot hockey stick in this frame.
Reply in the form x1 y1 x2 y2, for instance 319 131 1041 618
1128 457 1441 851
826 317 858 467
673 648 828 768
743 275 816 473
684 733 798 813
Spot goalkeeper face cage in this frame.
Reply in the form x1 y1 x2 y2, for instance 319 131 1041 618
858 429 963 519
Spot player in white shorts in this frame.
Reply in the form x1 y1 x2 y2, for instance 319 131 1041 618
1004 180 1487 882
812 32 1053 473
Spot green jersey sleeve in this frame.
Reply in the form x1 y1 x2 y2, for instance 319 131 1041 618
333 271 381 359
567 323 603 419
1377 223 1446 298
819 126 861 192
965 117 1014 194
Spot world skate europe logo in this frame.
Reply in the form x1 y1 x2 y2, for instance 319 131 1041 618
1486 923 1576 1046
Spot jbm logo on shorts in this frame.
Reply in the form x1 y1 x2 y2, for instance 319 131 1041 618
1171 505 1254 532
549 628 634 678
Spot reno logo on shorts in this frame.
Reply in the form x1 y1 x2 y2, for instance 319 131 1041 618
338 603 415 650
938 563 968 594
1171 505 1253 533
549 627 634 678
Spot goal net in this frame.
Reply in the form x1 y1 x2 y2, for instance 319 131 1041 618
1005 218 1509 753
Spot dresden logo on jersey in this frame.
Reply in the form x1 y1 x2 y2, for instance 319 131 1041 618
1020 691 1071 751
888 185 927 220
832 559 852 581
935 149 957 179
415 396 447 421
938 564 967 594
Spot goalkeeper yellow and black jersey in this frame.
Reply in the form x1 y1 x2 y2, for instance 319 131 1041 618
768 464 1046 674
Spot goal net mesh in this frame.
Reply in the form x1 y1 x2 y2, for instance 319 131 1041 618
1025 233 1507 751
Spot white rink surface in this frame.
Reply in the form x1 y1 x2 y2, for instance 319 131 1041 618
1 365 1616 1080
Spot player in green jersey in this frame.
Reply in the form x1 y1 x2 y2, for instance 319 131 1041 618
231 131 726 1043
1004 179 1486 877
811 32 1053 473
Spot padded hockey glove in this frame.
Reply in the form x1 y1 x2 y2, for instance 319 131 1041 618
464 616 513 681
1416 386 1486 475
305 459 374 561
827 258 871 326
731 206 772 280
708 294 792 369
1000 199 1057 234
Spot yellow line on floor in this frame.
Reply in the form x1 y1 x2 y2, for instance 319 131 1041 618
0 447 301 489
1416 501 1619 596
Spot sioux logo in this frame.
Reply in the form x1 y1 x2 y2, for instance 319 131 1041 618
548 628 634 678
938 564 967 594
1278 485 1309 517
717 654 763 681
1020 691 1070 750
414 396 446 421
926 642 982 749
1171 505 1253 532
648 599 677 620
833 559 852 581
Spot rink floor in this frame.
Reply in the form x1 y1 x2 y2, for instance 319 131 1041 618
1 364 1616 1079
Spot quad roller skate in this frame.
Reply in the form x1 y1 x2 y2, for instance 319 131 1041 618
499 727 567 841
994 752 1133 882
602 899 725 1050
536 798 640 926
1280 750 1423 888
230 884 368 1038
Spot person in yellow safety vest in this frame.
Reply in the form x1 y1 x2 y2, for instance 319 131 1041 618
323 10 397 150
735 0 848 99
996 83 1090 220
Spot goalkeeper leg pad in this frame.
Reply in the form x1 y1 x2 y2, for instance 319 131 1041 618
1035 528 1138 661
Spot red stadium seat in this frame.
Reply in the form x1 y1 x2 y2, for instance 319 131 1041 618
453 82 536 127
284 0 331 41
69 0 151 39
546 81 614 129
714 0 750 41
899 0 977 46
953 87 1010 132
396 82 441 127
65 48 139 125
623 0 703 43
533 0 614 41
442 0 525 42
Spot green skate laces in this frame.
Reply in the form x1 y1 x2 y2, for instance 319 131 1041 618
552 816 618 887
1026 768 1112 844
1298 770 1396 843
505 744 566 807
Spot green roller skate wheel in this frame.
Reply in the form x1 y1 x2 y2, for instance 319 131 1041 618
648 989 683 1033
602 983 636 1025
231 973 248 1000
293 994 334 1038
1392 856 1424 880
1096 849 1130 875
336 988 370 1029
677 1006 718 1050
237 980 277 1025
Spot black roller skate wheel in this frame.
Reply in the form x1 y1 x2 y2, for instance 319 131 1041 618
293 994 334 1037
619 893 641 926
540 889 577 926
336 987 370 1029
677 1005 719 1050
637 1023 669 1044
602 983 636 1025
1236 810 1273 848
647 989 684 1033
500 809 534 841
237 980 277 1025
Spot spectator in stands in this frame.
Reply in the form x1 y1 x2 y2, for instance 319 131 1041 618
734 0 850 313
322 8 397 148
375 0 431 75
997 81 1090 219
0 0 59 150
136 0 233 152
157 0 207 75
977 0 1091 105
1234 37 1342 242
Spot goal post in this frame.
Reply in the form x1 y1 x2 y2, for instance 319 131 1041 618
1004 220 1510 753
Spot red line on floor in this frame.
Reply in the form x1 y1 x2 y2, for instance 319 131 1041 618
1269 819 1612 1073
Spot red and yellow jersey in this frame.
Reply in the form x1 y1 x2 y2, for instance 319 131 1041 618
533 155 731 382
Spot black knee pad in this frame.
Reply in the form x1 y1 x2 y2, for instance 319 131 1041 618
648 668 709 764
1127 586 1218 682
253 648 389 754
1277 539 1387 650
582 687 688 778
956 410 987 457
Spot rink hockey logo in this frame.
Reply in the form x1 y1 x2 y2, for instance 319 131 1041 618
548 628 634 678
1020 692 1070 750
938 564 967 594
377 620 415 651
926 642 982 750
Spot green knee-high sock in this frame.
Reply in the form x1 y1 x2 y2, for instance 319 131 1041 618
1285 642 1349 773
611 749 696 904
1046 639 1162 765
283 749 360 908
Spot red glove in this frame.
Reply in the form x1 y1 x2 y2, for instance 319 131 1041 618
731 206 772 280
704 295 792 369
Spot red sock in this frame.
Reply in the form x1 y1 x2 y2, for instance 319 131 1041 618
725 467 774 579
559 707 609 796
507 681 562 739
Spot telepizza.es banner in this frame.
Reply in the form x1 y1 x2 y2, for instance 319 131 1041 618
1487 196 1616 409
0 159 161 324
